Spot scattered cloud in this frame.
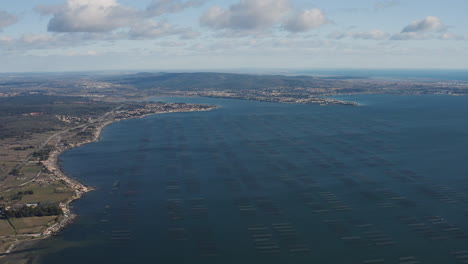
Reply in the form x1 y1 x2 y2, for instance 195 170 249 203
1 0 465 59
33 0 199 42
146 0 206 16
438 32 467 41
200 0 291 31
401 16 445 33
283 9 331 32
390 31 466 41
182 37 344 54
0 33 58 51
390 32 425 40
0 10 18 31
0 26 200 53
200 0 331 34
128 20 196 39
42 0 138 33
329 30 389 40
0 32 125 52
391 16 448 40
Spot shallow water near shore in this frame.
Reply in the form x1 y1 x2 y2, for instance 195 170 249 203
5 94 468 264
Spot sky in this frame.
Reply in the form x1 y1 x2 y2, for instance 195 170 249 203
0 0 467 72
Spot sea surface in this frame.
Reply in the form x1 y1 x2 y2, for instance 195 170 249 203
5 94 468 264
296 69 468 81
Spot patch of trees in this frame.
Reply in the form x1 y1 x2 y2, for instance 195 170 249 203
10 190 34 201
32 147 52 160
76 131 93 136
0 204 62 219
9 168 20 176
12 146 34 151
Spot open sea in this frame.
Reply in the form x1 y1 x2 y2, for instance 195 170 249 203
297 69 468 81
4 94 468 264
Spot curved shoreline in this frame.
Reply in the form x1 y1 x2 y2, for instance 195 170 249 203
2 105 220 258
3 96 355 257
42 108 221 237
1 121 109 257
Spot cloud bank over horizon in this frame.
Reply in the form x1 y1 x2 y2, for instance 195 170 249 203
0 0 467 71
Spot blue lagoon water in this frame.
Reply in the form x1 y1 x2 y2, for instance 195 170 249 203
8 95 468 264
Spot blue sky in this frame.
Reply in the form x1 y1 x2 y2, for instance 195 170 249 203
0 0 467 72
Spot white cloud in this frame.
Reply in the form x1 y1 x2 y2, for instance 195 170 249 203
200 0 291 31
391 16 449 41
33 0 199 42
401 16 445 33
283 9 330 32
0 10 18 31
45 0 138 32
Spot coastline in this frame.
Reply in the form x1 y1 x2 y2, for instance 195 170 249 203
2 105 220 257
2 95 360 257
197 94 359 106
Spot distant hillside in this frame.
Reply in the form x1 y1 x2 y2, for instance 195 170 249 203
104 72 359 91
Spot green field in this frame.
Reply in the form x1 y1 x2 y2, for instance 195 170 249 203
1 182 73 204
10 216 57 234
0 220 15 236
19 185 73 204
20 164 42 174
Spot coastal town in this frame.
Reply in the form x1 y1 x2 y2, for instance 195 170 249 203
183 91 359 106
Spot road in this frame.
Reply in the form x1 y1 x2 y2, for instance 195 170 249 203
11 105 123 176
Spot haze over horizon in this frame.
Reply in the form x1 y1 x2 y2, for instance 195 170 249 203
0 0 467 72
